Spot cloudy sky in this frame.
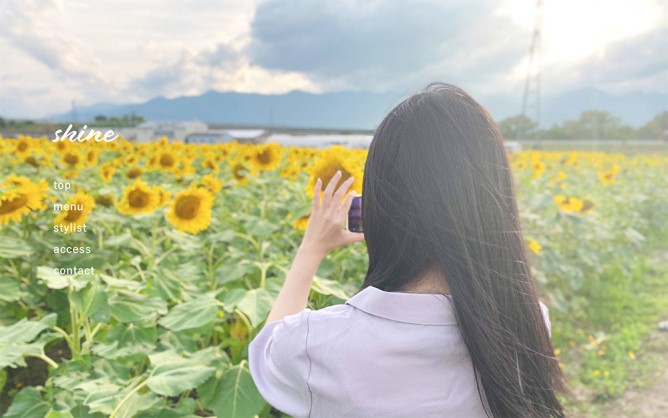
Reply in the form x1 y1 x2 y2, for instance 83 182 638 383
0 0 666 118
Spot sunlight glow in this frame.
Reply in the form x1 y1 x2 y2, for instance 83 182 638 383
500 0 663 79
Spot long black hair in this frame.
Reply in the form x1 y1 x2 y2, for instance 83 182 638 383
360 83 568 417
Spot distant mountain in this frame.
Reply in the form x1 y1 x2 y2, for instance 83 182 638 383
50 88 667 129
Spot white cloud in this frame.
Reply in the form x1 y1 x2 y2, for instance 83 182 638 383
0 0 665 118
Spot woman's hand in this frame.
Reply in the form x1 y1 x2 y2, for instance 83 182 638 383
300 170 365 258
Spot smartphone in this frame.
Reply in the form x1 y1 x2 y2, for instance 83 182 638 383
347 195 362 233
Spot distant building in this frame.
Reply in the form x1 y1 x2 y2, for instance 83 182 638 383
504 141 523 152
264 134 373 149
185 129 267 144
119 120 208 142
184 132 234 144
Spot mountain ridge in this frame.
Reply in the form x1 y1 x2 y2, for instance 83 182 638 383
51 88 667 129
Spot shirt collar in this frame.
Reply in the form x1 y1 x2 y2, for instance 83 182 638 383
345 285 458 325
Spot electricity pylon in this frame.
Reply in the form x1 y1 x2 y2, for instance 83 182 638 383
517 0 543 141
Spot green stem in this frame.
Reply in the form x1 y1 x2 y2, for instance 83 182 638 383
110 379 148 418
83 318 93 345
28 354 59 369
52 326 73 349
208 242 217 291
90 323 103 339
234 308 254 339
68 287 81 356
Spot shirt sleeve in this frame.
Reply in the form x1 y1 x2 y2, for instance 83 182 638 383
248 308 312 418
539 301 552 338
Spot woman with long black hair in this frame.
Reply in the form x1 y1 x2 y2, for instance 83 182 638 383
249 83 568 417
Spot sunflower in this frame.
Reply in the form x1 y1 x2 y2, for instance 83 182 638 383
85 148 99 167
532 160 546 180
599 171 615 185
2 176 33 189
14 136 32 157
554 195 593 214
528 240 542 255
125 154 139 166
292 213 310 231
166 186 214 234
116 179 161 215
150 150 180 172
54 191 95 228
201 157 220 173
0 188 42 225
61 150 85 171
155 186 171 207
230 162 255 186
125 166 142 179
305 151 363 198
3 177 50 211
195 174 223 193
249 142 283 172
100 162 116 183
280 163 301 180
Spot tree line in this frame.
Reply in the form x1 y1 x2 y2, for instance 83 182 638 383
498 110 668 140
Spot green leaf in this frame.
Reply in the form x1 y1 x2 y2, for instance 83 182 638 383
244 218 279 238
146 360 215 397
215 262 255 286
0 275 26 302
36 267 89 291
45 409 75 418
3 387 50 418
218 288 246 313
198 365 265 418
99 274 143 291
311 276 351 300
71 280 110 323
84 383 159 417
135 397 198 418
236 288 274 327
158 296 218 332
0 312 57 344
0 236 33 259
109 291 168 323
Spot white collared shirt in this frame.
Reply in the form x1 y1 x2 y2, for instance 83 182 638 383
249 285 552 418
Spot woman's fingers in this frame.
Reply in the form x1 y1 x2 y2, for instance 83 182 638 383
312 178 322 212
332 176 354 210
322 170 342 209
338 190 356 221
344 231 366 243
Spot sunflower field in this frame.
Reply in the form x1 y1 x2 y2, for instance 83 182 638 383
0 135 667 417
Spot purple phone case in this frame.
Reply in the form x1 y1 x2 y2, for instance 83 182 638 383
348 196 362 232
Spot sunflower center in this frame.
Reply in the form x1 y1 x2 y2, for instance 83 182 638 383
64 208 82 222
26 156 39 167
128 190 150 208
160 154 175 167
64 154 79 165
233 165 246 180
17 142 28 152
87 151 96 162
175 196 201 220
126 168 141 179
256 150 272 164
320 167 352 190
0 195 28 214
